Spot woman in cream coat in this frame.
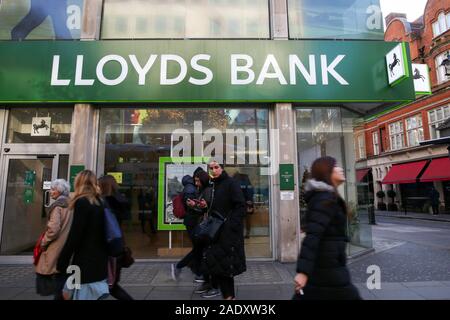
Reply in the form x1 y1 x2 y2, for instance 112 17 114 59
35 179 72 299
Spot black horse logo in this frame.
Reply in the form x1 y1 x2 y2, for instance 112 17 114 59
389 53 400 76
413 68 425 82
33 119 49 134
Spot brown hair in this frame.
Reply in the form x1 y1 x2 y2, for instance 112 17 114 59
98 175 119 197
310 156 337 186
70 170 101 209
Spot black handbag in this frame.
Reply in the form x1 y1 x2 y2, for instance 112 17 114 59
193 183 226 243
194 210 226 243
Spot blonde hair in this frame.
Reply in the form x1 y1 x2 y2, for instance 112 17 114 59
70 170 101 209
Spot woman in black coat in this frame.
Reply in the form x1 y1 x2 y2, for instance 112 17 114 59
204 160 246 300
57 170 109 300
293 156 361 300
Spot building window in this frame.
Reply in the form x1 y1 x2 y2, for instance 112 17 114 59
357 135 366 159
405 114 424 147
6 107 73 144
432 12 450 37
296 107 372 255
436 51 450 84
372 131 379 155
428 105 450 139
287 0 384 40
98 107 271 258
389 121 404 151
101 0 269 39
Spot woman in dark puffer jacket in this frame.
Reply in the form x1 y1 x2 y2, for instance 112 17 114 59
293 156 361 300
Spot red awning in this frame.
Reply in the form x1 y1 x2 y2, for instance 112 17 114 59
356 169 370 182
381 160 428 184
420 157 450 182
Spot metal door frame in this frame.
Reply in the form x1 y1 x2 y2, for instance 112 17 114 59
0 154 60 261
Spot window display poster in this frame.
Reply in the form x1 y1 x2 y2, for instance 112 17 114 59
0 0 84 40
157 157 208 231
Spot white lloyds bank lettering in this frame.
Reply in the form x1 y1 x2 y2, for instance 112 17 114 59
96 55 129 86
129 54 158 86
233 54 347 86
231 54 255 85
160 55 188 85
256 54 287 85
50 53 349 87
321 55 349 85
289 54 317 85
189 54 213 85
51 55 71 86
75 55 94 86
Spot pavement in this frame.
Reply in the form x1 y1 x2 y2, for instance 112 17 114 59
0 259 449 300
375 210 450 223
1 212 449 300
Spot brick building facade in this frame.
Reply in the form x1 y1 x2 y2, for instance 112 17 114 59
355 0 450 214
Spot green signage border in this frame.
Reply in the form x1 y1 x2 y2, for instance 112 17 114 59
157 156 210 231
389 42 410 88
0 40 415 104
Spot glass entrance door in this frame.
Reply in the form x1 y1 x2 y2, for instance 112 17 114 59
0 156 56 255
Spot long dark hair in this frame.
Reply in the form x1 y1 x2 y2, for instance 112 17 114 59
311 156 350 216
310 156 337 186
98 175 119 197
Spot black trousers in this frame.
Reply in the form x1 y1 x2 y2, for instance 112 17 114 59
213 275 235 299
432 204 439 215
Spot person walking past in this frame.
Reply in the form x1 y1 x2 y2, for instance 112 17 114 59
429 186 440 215
57 170 109 300
99 175 133 300
35 179 72 300
293 157 361 300
203 159 246 300
171 173 199 280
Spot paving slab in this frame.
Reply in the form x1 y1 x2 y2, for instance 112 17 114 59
371 288 425 300
0 287 28 300
11 288 53 300
120 286 154 300
146 286 195 300
401 281 446 288
409 286 450 300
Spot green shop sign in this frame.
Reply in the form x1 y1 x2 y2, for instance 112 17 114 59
0 40 414 103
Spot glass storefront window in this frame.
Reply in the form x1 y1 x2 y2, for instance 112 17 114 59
5 107 73 144
296 107 373 256
288 0 383 40
0 0 84 40
101 0 269 39
98 107 271 259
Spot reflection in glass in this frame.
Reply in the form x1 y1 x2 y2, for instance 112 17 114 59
0 0 84 40
296 107 373 256
101 0 269 39
288 0 383 40
0 159 52 254
6 107 73 144
98 107 271 258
